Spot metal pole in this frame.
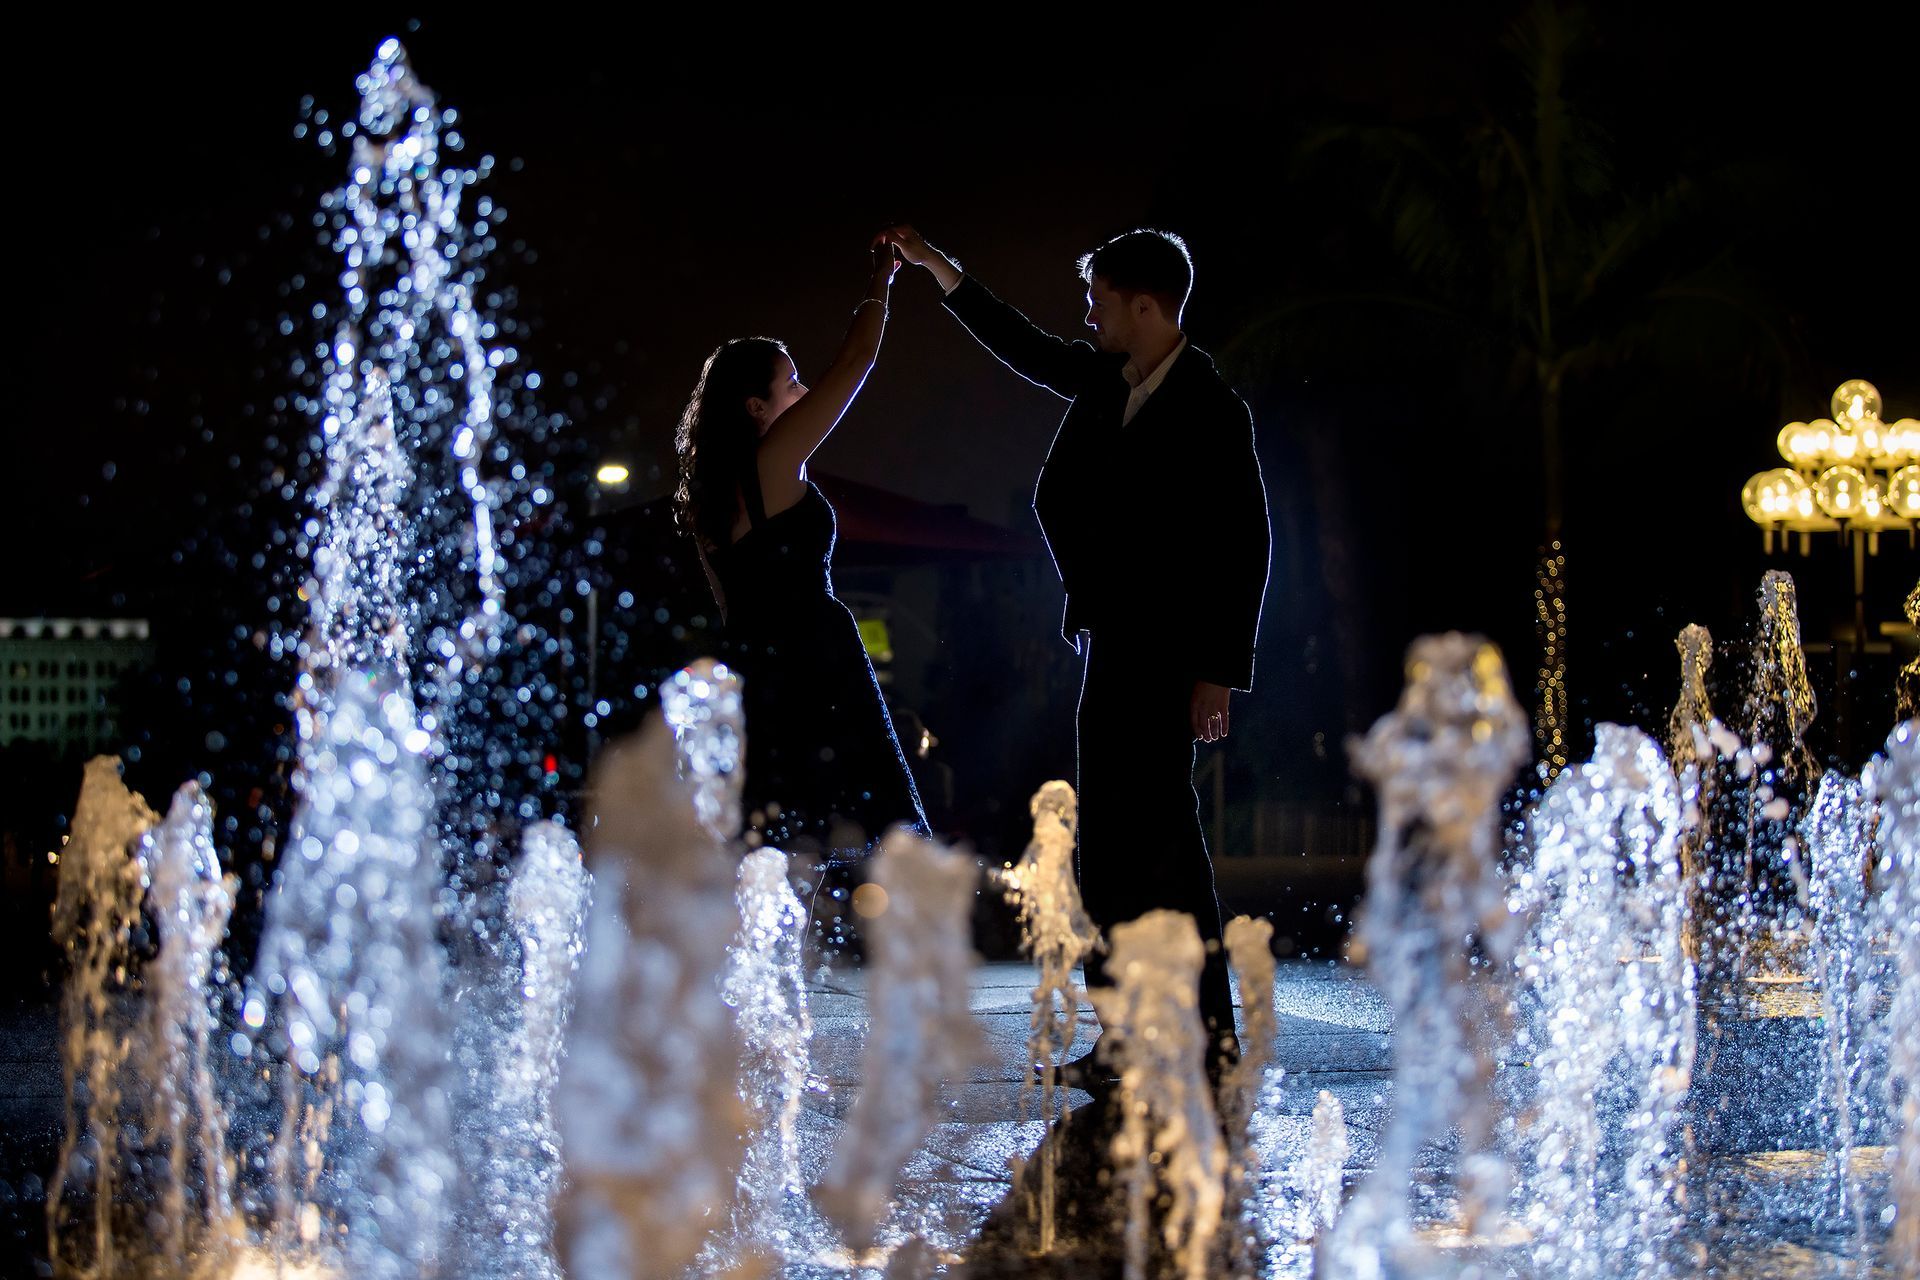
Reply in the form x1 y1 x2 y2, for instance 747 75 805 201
586 584 600 760
1852 529 1870 656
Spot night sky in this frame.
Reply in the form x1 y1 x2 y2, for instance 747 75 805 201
8 7 1917 836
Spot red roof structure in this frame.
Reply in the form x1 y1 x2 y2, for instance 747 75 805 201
810 473 1047 565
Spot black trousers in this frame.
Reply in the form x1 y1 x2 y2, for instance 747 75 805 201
1074 631 1238 1059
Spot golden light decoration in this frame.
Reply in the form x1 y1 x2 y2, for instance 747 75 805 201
1802 419 1837 461
1888 465 1920 519
1776 421 1824 466
1786 484 1824 526
1856 477 1894 525
1831 378 1882 425
1742 468 1810 523
1745 379 1915 550
1885 419 1920 464
1856 416 1890 461
1814 465 1870 518
1744 377 1913 669
1821 420 1862 465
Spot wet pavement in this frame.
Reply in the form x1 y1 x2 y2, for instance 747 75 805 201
779 957 1393 1275
2 959 1904 1277
0 959 1386 1277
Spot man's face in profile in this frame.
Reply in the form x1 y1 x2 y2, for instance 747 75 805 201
1084 277 1134 353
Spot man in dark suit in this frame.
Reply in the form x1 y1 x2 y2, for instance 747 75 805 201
882 225 1271 1087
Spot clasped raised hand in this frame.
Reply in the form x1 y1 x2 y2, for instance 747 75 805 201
877 224 931 266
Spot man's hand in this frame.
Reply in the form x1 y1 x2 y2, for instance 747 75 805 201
1192 681 1232 744
877 225 963 293
866 238 899 300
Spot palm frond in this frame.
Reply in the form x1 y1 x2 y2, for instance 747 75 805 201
1560 271 1805 401
1579 176 1704 300
1293 123 1476 299
1218 290 1493 386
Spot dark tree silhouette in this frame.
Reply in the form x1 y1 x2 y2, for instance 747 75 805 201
1222 2 1800 777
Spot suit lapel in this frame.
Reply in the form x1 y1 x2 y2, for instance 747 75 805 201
1120 344 1205 437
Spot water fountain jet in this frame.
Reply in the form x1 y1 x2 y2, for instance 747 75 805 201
997 779 1099 1256
1320 632 1529 1278
818 829 986 1252
1864 721 1920 1260
1508 724 1694 1279
48 757 160 1277
1223 913 1279 1274
1093 909 1228 1280
556 672 748 1279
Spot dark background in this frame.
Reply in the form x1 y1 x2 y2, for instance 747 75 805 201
4 6 1916 977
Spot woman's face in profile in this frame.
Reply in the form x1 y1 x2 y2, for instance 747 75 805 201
756 354 807 436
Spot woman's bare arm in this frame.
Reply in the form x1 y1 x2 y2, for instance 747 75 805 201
756 244 897 512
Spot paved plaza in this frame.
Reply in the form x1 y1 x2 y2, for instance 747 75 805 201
0 958 1390 1276
0 958 1896 1276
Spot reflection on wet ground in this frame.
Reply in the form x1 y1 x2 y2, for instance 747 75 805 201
0 959 1902 1276
793 960 1903 1277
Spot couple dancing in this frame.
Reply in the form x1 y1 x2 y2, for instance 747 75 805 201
672 225 1271 1085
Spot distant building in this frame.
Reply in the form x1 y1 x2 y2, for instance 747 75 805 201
0 617 155 753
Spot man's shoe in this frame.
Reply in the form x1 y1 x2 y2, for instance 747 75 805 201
1037 1049 1119 1095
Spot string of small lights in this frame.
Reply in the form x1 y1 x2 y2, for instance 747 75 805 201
1899 582 1920 723
1534 542 1569 781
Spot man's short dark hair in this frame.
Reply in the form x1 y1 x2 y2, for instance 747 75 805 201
1077 229 1193 320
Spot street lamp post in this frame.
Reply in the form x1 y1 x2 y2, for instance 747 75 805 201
586 461 634 757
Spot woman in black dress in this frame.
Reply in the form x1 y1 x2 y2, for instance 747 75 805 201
672 241 927 889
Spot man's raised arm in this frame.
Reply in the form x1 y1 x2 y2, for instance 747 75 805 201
881 225 1095 399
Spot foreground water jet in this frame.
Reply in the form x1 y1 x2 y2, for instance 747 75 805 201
1223 913 1279 1273
1667 624 1716 969
1321 633 1529 1278
1093 909 1227 1280
1865 721 1920 1260
144 783 240 1267
1804 770 1883 1249
1297 1090 1349 1242
249 667 455 1278
48 758 160 1277
34 38 582 1279
1738 571 1819 966
246 61 465 1258
818 829 986 1253
447 820 590 1280
998 779 1099 1255
1509 724 1694 1279
557 679 748 1280
718 844 815 1264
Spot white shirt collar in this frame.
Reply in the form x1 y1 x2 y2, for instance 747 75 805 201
1122 337 1186 424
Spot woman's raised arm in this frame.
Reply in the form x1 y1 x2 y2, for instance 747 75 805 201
755 243 898 506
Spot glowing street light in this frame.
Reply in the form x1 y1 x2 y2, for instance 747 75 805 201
1743 379 1916 556
1742 377 1918 674
594 462 631 487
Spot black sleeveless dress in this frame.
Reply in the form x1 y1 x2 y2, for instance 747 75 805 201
708 481 927 861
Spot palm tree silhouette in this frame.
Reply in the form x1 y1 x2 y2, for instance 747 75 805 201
1223 2 1798 777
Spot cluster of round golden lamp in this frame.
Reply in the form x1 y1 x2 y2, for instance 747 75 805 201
1743 379 1920 549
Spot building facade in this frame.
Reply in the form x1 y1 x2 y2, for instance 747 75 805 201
0 618 155 754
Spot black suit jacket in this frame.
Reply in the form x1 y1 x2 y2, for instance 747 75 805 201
943 275 1271 691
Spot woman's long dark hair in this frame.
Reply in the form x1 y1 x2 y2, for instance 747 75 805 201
673 337 789 552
